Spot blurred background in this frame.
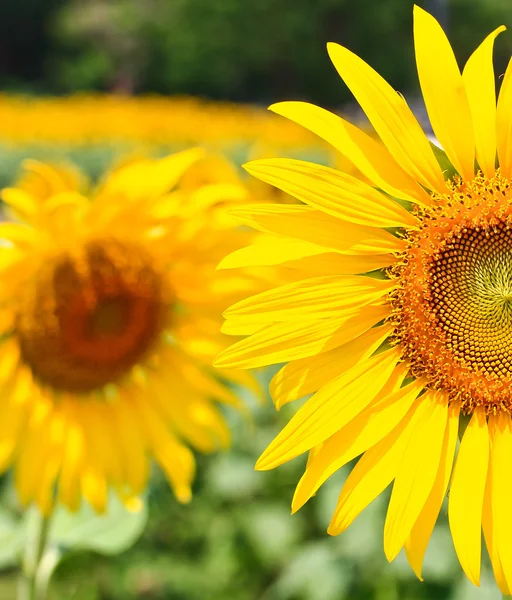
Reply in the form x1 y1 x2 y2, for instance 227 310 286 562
0 0 510 598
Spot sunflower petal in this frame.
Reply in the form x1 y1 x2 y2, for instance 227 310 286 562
293 371 422 512
229 204 405 255
0 223 38 249
98 148 205 202
328 396 433 535
218 236 327 269
448 407 489 586
255 347 401 470
219 236 395 274
462 27 506 178
214 303 389 369
414 5 475 181
58 405 86 512
483 420 512 595
280 252 396 275
81 468 108 513
244 158 418 228
270 323 392 408
269 101 432 205
384 391 448 562
488 412 512 592
404 401 459 580
224 275 395 323
497 58 512 177
1 188 39 219
326 43 445 192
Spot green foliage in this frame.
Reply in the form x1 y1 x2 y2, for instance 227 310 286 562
0 509 24 570
429 142 458 180
49 495 148 556
5 0 508 102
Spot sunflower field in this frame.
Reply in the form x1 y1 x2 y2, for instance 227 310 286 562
0 1 512 600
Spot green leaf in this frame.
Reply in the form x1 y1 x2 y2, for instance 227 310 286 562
430 141 458 181
0 508 24 568
49 494 148 556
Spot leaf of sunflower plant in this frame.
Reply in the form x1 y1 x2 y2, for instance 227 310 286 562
430 141 458 180
48 494 148 555
0 508 24 568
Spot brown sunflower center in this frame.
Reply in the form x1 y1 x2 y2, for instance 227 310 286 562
16 238 167 393
391 172 512 414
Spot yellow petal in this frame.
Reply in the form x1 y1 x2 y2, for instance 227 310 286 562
35 410 67 515
482 418 511 595
293 370 422 513
0 188 39 219
497 58 512 177
269 101 432 206
462 27 505 178
220 320 267 336
279 252 396 276
150 369 232 451
218 235 327 270
384 391 448 562
218 234 396 275
0 366 30 472
244 159 418 228
488 412 512 592
20 159 79 199
0 223 38 249
109 403 148 493
224 275 395 323
326 43 445 192
15 395 53 506
97 147 204 202
81 402 124 485
270 323 392 408
328 395 433 535
214 303 389 369
81 467 108 513
448 407 489 586
414 5 475 181
130 393 195 503
405 401 459 580
58 404 86 512
229 204 405 255
255 347 401 471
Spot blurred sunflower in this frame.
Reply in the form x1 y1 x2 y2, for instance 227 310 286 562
0 148 264 515
215 7 512 592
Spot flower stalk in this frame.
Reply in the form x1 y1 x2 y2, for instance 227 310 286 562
19 507 53 600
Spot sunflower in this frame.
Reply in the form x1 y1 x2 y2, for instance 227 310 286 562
215 7 512 592
0 149 264 515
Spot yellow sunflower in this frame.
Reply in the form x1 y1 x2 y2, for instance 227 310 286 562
0 149 264 515
215 7 512 592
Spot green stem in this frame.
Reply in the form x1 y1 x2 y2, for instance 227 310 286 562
19 507 52 600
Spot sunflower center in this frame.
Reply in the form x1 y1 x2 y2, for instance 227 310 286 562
392 172 512 414
16 238 167 393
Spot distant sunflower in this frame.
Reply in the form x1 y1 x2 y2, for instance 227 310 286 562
215 7 512 592
0 149 263 514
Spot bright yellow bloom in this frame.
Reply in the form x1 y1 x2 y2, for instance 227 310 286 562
216 8 512 592
0 149 263 515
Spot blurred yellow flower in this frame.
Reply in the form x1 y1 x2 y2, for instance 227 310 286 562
0 149 264 515
0 95 319 150
215 7 512 593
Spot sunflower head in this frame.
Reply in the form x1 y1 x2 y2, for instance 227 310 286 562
0 149 265 514
215 8 512 593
